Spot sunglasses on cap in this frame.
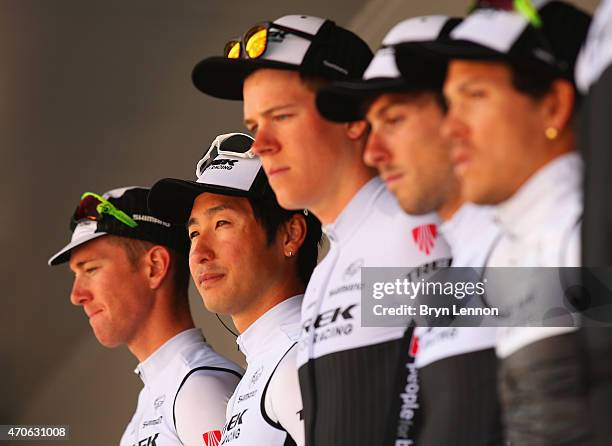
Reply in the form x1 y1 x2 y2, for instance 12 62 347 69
469 0 542 28
195 133 255 178
224 22 316 60
71 192 138 230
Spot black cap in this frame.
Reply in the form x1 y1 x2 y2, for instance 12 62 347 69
192 14 373 100
48 187 190 266
149 132 276 225
395 1 591 85
316 16 461 122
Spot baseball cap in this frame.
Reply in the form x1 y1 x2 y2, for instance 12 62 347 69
395 1 591 85
191 14 373 100
316 15 461 122
48 186 189 266
149 132 275 224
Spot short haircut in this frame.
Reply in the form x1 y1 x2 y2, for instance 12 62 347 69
247 196 322 286
108 236 191 300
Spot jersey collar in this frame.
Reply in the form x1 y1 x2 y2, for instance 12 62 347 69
236 294 302 363
322 176 384 246
494 152 582 239
135 328 205 385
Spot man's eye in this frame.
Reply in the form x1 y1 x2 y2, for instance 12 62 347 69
273 113 292 122
466 89 487 99
188 230 199 241
215 220 229 229
384 115 405 126
85 266 98 274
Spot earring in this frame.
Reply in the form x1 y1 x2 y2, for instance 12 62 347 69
287 251 294 257
545 127 558 140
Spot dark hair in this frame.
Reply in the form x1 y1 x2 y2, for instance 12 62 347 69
508 62 556 99
110 236 191 300
248 196 322 286
507 62 580 120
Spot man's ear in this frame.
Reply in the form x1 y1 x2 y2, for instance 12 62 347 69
143 245 171 290
346 120 370 141
282 213 307 257
542 79 576 135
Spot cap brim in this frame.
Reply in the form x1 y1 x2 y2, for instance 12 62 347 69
395 40 505 77
149 178 252 225
192 56 300 100
316 78 411 122
48 232 108 266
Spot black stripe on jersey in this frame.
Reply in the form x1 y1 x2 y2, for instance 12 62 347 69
417 347 502 445
260 342 298 430
298 337 405 446
172 366 243 431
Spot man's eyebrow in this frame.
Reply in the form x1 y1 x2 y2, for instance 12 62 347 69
244 103 296 126
187 204 235 229
73 257 98 269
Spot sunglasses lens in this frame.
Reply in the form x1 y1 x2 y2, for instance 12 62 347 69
224 40 241 59
74 195 101 222
245 27 267 59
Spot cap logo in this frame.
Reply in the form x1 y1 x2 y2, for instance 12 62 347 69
210 158 239 170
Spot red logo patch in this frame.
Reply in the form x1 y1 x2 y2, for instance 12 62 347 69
412 224 437 255
409 335 419 357
203 430 221 446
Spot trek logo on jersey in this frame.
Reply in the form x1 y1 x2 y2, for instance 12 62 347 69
302 304 356 332
221 409 247 444
131 433 159 446
203 430 221 446
302 304 356 343
411 224 437 255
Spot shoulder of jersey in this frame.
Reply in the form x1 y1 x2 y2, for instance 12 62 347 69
178 340 244 375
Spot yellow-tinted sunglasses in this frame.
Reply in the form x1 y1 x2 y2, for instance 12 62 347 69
224 22 316 60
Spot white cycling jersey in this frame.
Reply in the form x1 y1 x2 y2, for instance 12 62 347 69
415 203 499 369
488 152 582 358
296 177 451 446
221 295 304 446
120 328 243 446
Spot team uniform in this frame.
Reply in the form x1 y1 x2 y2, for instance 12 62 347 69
413 204 502 445
221 295 305 446
485 153 590 444
120 328 243 446
296 177 451 446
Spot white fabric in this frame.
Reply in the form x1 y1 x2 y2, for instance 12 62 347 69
364 15 450 81
576 0 612 92
451 1 550 54
487 153 583 358
222 295 304 446
297 177 451 366
258 15 326 67
415 204 500 368
119 328 243 446
197 155 261 192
